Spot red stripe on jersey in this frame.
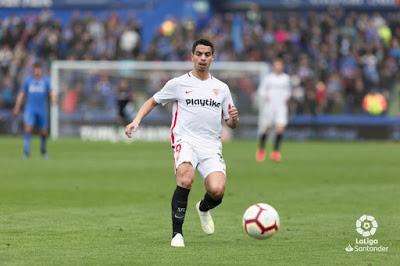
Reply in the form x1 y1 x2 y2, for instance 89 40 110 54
170 101 179 145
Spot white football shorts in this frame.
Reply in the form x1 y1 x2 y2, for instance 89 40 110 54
172 141 226 178
258 104 288 133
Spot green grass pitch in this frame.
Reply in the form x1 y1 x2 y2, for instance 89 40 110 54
0 137 399 265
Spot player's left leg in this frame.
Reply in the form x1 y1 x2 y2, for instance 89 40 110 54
202 171 225 210
270 106 288 162
256 107 273 162
271 125 285 162
39 129 49 159
38 112 49 159
196 171 226 234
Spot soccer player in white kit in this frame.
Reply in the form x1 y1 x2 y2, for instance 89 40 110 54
256 59 291 162
125 39 239 247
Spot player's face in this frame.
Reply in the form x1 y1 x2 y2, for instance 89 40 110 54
273 61 284 74
192 45 214 72
33 67 42 78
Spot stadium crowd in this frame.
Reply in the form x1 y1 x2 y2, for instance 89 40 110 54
0 7 399 117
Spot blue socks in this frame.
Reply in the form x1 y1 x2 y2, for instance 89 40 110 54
23 133 48 158
23 133 32 157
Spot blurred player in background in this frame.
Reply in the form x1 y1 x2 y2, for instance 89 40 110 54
13 63 57 159
256 58 291 162
125 39 239 247
116 79 134 125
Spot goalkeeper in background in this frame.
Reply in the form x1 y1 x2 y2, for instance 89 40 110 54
13 63 57 159
256 58 291 162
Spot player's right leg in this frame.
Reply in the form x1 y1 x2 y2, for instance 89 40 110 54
256 128 270 162
171 162 195 247
170 142 197 247
22 112 34 159
256 109 273 162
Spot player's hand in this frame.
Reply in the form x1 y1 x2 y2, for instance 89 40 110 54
125 120 139 138
228 104 239 122
12 108 20 117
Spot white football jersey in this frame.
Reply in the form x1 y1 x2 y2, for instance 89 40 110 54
258 72 291 107
153 72 234 149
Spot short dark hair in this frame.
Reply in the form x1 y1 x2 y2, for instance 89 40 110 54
273 57 284 64
192 39 214 54
33 62 42 69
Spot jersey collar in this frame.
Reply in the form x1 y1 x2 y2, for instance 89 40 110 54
188 71 212 81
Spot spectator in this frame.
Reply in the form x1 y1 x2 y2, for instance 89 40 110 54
0 75 14 109
1 8 400 118
116 79 134 125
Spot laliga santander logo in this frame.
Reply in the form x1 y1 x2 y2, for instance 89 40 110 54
356 215 378 237
345 214 388 253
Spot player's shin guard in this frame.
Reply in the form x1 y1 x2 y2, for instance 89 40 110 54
23 133 32 157
171 186 190 237
199 193 223 212
40 135 47 155
274 133 283 151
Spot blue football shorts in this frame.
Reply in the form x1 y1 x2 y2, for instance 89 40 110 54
24 110 48 129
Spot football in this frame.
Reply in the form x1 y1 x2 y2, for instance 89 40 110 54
242 203 280 239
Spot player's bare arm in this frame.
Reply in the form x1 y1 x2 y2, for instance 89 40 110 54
13 91 25 116
125 97 158 138
226 105 239 129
